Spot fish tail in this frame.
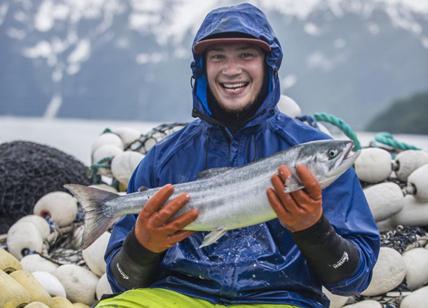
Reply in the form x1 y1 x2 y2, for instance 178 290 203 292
64 184 118 249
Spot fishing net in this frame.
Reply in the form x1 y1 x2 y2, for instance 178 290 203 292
0 141 90 233
126 123 186 154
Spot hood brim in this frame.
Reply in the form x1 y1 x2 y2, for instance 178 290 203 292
193 37 271 55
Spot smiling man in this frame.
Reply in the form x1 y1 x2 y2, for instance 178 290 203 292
97 3 379 308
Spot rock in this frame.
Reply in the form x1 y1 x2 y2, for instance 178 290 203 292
362 247 406 296
402 248 428 290
391 195 428 227
400 285 428 308
343 300 382 308
354 148 392 183
363 182 404 221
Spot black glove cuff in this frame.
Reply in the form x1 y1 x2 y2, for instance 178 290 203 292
292 214 360 284
110 228 163 289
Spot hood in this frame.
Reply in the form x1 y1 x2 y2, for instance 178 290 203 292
190 3 283 128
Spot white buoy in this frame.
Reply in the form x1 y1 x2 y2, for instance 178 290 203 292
376 218 395 232
394 150 428 182
9 270 52 306
343 300 382 308
32 271 66 298
82 232 110 277
113 127 141 147
111 151 144 188
362 247 406 296
354 148 392 183
277 95 302 117
73 303 91 308
406 164 428 201
0 269 30 307
21 254 58 274
96 273 113 300
24 302 50 308
92 144 123 176
91 132 124 155
7 222 44 260
323 287 349 308
402 248 428 290
54 264 98 305
363 182 404 221
50 296 74 308
400 285 428 308
390 195 428 227
0 248 22 273
17 215 50 239
33 191 78 227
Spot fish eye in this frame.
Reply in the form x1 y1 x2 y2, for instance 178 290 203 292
327 148 339 160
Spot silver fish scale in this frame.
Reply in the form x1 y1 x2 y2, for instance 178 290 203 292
107 140 354 233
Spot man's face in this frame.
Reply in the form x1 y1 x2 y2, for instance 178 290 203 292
206 43 265 113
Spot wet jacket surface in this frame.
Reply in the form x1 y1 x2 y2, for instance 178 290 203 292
105 3 380 307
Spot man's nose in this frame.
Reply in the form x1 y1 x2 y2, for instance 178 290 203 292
222 59 242 76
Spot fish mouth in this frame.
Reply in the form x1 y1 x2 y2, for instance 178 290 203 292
335 141 360 175
326 141 360 179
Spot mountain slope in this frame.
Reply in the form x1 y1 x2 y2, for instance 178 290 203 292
0 0 427 129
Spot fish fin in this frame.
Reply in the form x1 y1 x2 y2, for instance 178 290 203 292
199 228 227 248
64 184 119 249
197 167 231 179
138 185 149 192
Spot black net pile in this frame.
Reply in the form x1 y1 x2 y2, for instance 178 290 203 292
0 141 90 233
126 123 186 154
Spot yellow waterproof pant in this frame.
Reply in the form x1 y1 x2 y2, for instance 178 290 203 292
95 288 300 308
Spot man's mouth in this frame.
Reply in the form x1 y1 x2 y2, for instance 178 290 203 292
219 82 249 95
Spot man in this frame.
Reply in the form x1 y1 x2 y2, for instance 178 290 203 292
98 3 379 308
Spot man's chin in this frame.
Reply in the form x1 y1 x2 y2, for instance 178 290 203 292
218 101 255 114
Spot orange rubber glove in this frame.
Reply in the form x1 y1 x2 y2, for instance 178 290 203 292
267 164 323 232
134 184 199 253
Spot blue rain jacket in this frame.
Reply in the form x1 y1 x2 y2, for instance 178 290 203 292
105 3 380 307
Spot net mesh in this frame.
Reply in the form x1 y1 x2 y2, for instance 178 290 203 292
0 141 90 233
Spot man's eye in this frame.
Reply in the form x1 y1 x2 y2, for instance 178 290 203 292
210 54 224 60
240 52 255 59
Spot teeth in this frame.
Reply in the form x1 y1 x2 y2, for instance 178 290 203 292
222 82 247 89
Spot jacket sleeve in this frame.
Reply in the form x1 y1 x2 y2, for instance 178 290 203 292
311 168 380 296
104 148 163 293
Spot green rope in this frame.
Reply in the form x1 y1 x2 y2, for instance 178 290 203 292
374 132 421 151
313 112 361 151
88 156 113 184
